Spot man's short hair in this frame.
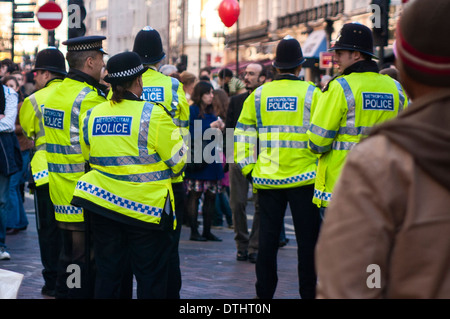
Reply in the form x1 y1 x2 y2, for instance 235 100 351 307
66 51 99 69
218 68 233 79
248 62 267 78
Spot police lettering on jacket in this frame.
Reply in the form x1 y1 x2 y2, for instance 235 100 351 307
266 97 298 112
362 93 394 111
92 116 132 136
142 87 165 103
43 108 64 130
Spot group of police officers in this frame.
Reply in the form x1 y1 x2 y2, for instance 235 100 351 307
20 21 406 299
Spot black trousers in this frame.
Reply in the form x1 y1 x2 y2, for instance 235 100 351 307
55 212 95 299
166 182 185 299
34 184 62 291
90 212 173 299
111 184 183 299
255 184 321 299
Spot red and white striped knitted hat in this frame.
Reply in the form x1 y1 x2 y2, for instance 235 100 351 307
395 0 450 86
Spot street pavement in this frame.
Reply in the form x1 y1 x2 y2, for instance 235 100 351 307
0 189 299 300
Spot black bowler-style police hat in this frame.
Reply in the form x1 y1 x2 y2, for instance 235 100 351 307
32 47 67 76
329 23 378 58
273 35 306 69
63 35 107 55
103 52 148 85
133 26 166 65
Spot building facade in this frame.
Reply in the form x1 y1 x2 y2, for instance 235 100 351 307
221 0 405 83
0 0 405 79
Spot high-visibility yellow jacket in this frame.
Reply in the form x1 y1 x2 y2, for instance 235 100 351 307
307 72 408 207
234 75 321 189
72 97 187 229
44 75 107 223
19 78 63 187
141 68 190 183
107 68 190 183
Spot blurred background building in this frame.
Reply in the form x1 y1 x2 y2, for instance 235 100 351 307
0 0 408 83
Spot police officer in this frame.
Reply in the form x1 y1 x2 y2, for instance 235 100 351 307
71 51 187 299
132 26 190 298
43 36 108 298
19 47 66 297
307 23 408 210
234 35 322 299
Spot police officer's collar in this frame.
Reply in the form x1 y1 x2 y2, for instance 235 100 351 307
67 68 108 97
342 60 379 76
147 65 158 72
44 77 64 88
323 60 379 92
274 73 301 81
123 90 143 102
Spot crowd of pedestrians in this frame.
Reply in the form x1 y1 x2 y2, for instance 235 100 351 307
1 59 35 261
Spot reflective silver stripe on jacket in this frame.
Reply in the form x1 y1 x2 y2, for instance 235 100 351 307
254 84 315 133
170 77 179 117
89 103 157 167
308 140 332 153
260 125 308 134
173 118 189 128
237 156 256 170
332 141 358 151
48 163 85 174
236 122 256 131
70 87 92 147
46 87 92 156
303 84 316 128
35 144 46 151
95 168 172 183
263 140 308 149
83 108 93 146
164 143 187 168
47 143 82 155
393 79 405 112
234 135 257 145
336 77 356 127
254 86 264 128
29 94 46 141
309 124 337 139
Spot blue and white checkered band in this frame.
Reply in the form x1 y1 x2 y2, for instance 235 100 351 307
108 64 144 78
68 41 103 52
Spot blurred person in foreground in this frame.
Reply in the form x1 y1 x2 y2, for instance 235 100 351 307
316 0 450 298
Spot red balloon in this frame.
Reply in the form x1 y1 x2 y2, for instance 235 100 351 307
218 0 240 28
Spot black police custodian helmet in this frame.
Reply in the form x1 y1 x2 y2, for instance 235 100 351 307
103 52 148 85
32 47 67 76
133 26 166 65
329 23 378 58
273 35 305 69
